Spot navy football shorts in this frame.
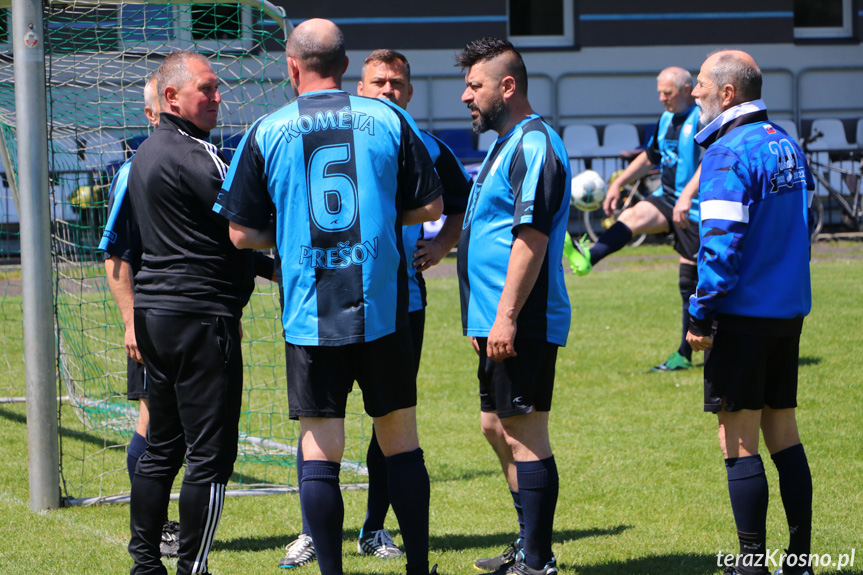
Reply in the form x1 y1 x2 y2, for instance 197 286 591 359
126 356 147 400
285 327 417 419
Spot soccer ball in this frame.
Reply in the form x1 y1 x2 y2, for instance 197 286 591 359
570 170 607 212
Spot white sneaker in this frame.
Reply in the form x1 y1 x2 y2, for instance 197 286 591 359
357 528 405 559
278 534 316 569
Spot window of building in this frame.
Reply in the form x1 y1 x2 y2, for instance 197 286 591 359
190 4 242 41
794 0 853 39
508 0 574 48
0 9 8 44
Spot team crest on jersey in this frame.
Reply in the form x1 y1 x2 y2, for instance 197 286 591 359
300 237 379 269
768 138 806 192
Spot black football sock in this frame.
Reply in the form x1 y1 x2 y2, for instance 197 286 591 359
516 456 559 570
362 427 390 535
387 448 430 575
771 444 812 567
735 530 769 575
590 222 633 265
301 460 344 575
678 262 698 360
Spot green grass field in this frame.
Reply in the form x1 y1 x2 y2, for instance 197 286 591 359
0 243 861 575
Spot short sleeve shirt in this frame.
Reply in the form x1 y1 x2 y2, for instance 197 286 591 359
645 104 703 221
403 130 472 313
457 114 571 346
98 159 141 273
215 90 443 346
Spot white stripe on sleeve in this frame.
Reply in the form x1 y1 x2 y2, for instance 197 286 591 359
700 199 749 223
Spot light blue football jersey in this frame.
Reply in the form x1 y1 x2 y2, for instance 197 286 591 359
457 114 571 346
216 90 442 346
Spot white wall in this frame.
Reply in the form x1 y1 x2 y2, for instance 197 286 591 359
364 43 863 134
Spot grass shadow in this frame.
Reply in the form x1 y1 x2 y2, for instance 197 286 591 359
217 525 632 556
215 533 295 552
430 525 631 552
571 552 724 575
0 405 26 425
431 467 499 483
799 355 821 366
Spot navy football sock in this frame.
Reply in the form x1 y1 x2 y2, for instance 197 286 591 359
726 455 768 571
590 221 633 265
726 455 769 533
771 444 812 562
296 440 311 536
678 263 698 361
362 428 390 535
510 488 525 543
127 431 148 484
301 460 343 575
386 448 430 575
516 457 559 569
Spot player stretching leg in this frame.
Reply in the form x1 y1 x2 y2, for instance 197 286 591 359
564 66 703 372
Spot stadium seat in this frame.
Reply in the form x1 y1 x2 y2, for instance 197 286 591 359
562 124 600 176
641 122 657 147
599 123 640 153
477 130 497 153
808 118 854 151
829 160 857 192
435 129 483 162
856 118 863 150
593 123 640 180
125 134 149 154
773 119 799 142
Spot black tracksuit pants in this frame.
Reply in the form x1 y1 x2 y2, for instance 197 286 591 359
129 310 243 575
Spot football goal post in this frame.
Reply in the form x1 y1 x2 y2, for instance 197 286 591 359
0 0 370 510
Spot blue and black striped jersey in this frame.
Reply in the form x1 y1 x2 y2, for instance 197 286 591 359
215 90 443 346
403 130 472 313
645 104 703 221
457 114 571 346
98 159 141 272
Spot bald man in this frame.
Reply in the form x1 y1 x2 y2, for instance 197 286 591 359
457 37 571 575
688 50 815 575
216 19 443 575
564 66 704 373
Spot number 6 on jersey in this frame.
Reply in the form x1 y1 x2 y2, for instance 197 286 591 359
307 143 358 232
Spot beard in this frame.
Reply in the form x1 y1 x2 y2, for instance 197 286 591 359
697 94 722 125
471 94 508 134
